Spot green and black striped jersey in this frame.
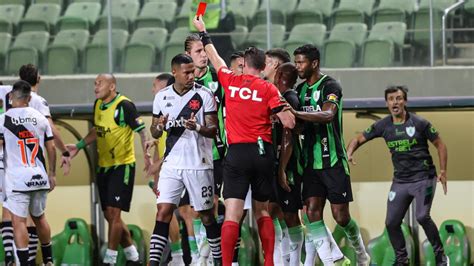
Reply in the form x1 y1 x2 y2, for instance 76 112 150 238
296 74 349 173
195 66 226 160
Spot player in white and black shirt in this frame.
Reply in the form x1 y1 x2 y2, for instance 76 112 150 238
148 54 222 265
0 81 56 265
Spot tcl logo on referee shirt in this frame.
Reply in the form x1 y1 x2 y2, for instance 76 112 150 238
228 86 263 102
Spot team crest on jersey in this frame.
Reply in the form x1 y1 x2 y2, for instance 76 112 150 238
388 191 396 201
406 126 415 137
312 90 320 102
189 100 201 110
208 81 218 92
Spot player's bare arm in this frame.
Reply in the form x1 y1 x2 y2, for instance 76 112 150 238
293 102 337 124
278 128 293 192
150 114 168 139
45 139 57 191
431 136 448 194
346 133 369 165
66 127 98 158
185 112 217 139
138 128 152 174
192 15 227 71
276 109 296 129
48 117 71 175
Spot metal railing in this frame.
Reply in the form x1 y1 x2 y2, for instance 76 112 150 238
442 0 466 65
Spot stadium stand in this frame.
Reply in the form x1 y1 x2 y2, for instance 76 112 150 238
84 29 129 73
323 22 368 67
0 33 12 74
56 2 102 32
46 29 90 74
18 3 61 33
135 1 177 30
253 0 298 26
0 4 25 35
52 218 94 266
361 22 407 67
96 0 140 32
291 0 335 26
5 31 49 75
283 23 327 59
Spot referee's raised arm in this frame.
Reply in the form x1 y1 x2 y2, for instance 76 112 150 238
192 15 227 71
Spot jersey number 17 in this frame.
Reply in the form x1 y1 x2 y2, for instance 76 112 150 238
17 138 39 167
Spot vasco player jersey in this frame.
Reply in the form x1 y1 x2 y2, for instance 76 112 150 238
0 86 52 170
0 107 53 192
363 112 439 183
217 67 285 144
153 83 217 170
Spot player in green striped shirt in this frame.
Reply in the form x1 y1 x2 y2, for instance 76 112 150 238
290 44 370 265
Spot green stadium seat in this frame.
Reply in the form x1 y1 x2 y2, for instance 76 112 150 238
231 25 249 49
241 24 286 50
52 218 93 266
84 29 129 73
122 27 168 73
6 31 49 75
0 4 24 35
57 2 101 31
35 0 64 9
361 22 406 67
228 0 260 27
323 23 367 68
465 0 474 14
372 0 416 25
145 0 176 2
331 0 375 26
46 29 89 74
161 27 189 72
18 3 61 33
97 0 139 31
367 223 416 266
0 33 12 74
0 0 26 5
423 220 471 266
253 0 298 26
284 23 327 57
69 0 102 3
135 2 177 30
291 0 334 27
168 26 190 43
412 0 456 47
175 0 191 28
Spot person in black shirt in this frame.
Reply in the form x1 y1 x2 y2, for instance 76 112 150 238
346 86 448 266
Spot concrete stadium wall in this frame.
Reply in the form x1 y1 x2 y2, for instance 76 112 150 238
0 66 473 104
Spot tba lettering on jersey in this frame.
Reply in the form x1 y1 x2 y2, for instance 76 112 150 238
96 126 111 137
228 86 262 102
11 116 37 126
25 174 47 188
387 138 418 152
302 105 322 112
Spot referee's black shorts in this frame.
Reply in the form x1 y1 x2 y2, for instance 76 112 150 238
223 142 275 202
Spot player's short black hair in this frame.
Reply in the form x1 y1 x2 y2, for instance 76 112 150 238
171 54 194 67
19 64 39 86
266 48 291 64
277 62 298 88
244 46 266 71
155 73 174 86
293 44 320 63
385 85 408 101
0 81 3 85
230 51 244 62
12 80 32 100
184 34 201 52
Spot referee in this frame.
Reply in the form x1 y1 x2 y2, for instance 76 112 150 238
193 15 295 266
346 86 448 265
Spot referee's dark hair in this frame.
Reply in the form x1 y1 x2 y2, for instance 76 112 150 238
11 80 32 100
184 34 201 52
155 73 175 86
266 48 291 64
293 44 320 63
385 85 408 101
171 54 194 68
244 46 266 71
19 64 39 87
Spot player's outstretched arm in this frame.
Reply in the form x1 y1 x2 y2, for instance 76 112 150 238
47 118 71 175
278 128 293 192
193 15 227 71
293 102 337 124
45 139 57 191
346 133 368 165
137 128 152 175
66 127 97 159
431 136 448 194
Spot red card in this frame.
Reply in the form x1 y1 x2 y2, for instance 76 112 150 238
196 2 207 17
